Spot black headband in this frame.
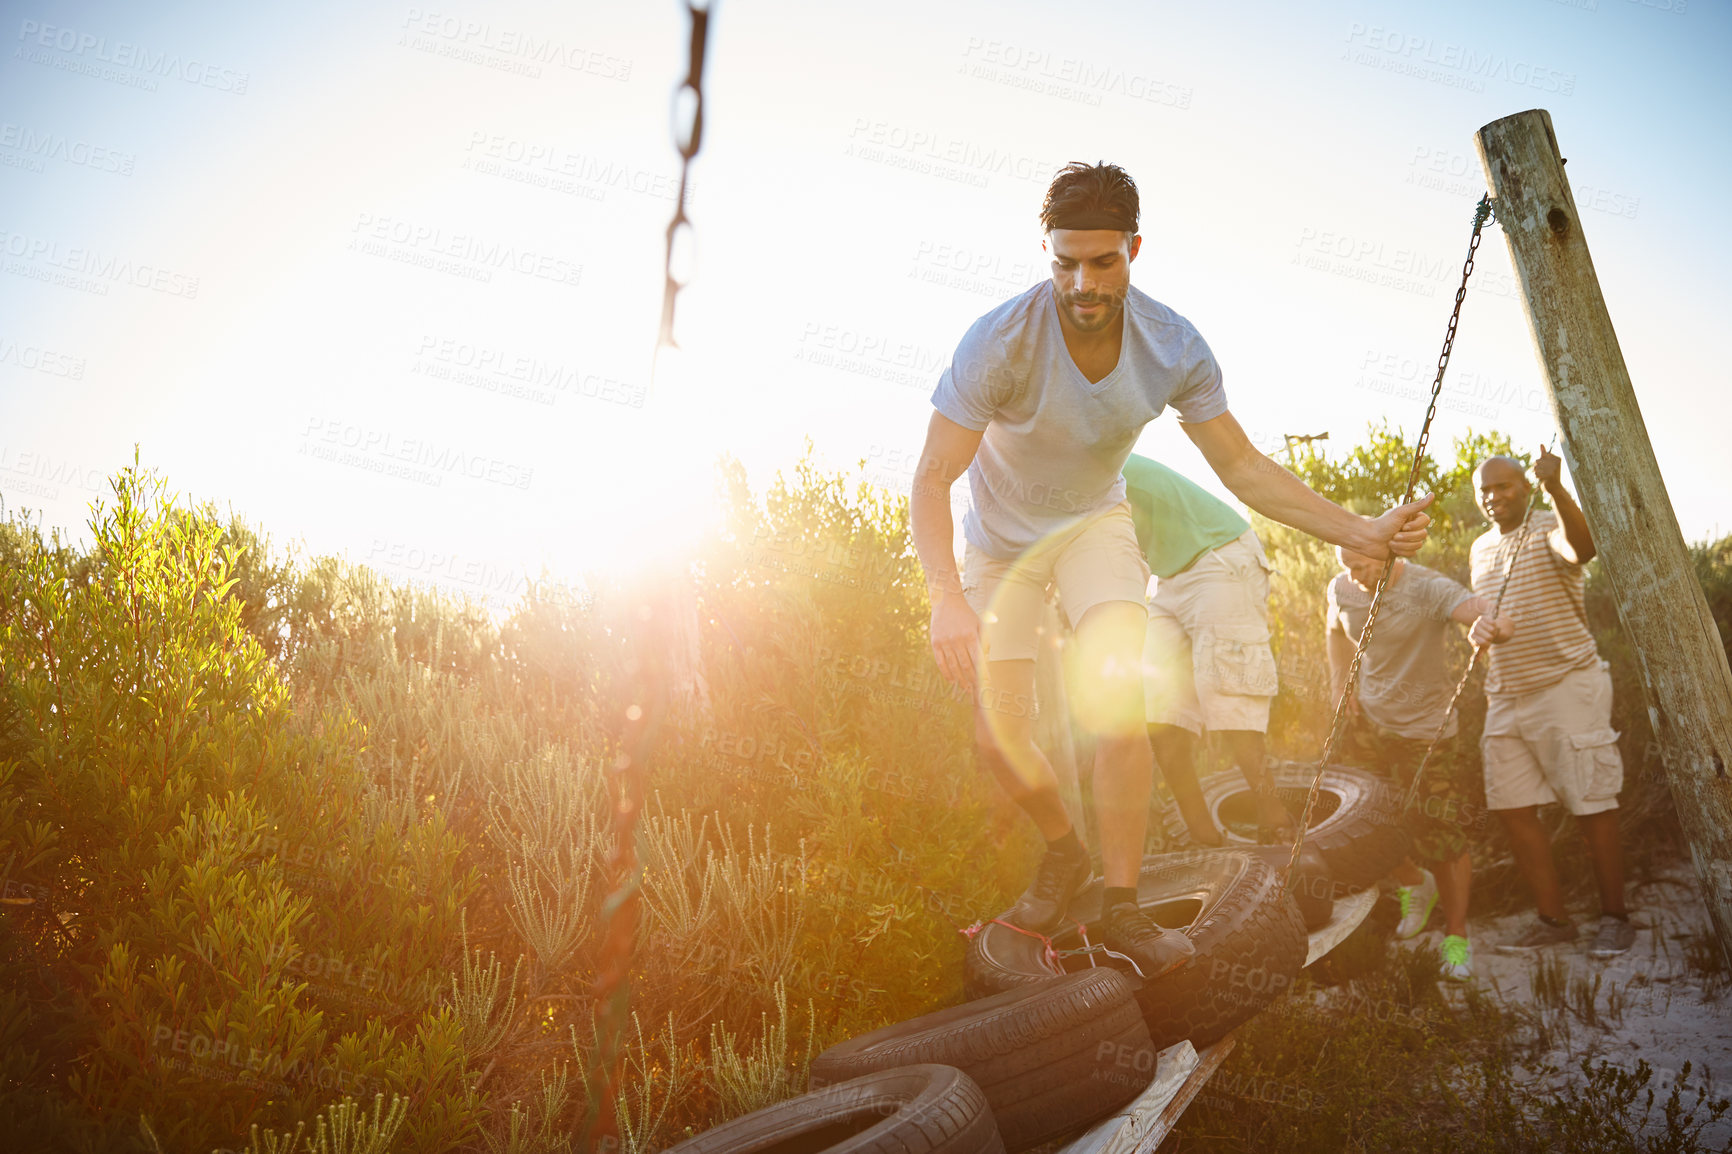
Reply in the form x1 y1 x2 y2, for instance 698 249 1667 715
1047 209 1136 232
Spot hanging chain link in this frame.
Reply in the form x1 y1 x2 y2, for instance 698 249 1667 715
1402 195 1493 494
1281 195 1494 883
657 0 710 352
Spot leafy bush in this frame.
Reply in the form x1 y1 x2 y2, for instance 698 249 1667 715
0 456 1018 1152
0 466 488 1151
3 436 1727 1153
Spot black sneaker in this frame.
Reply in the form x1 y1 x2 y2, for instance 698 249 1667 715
1006 843 1093 933
1099 901 1196 980
1588 915 1636 959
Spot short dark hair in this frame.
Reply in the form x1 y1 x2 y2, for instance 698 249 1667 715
1039 161 1139 234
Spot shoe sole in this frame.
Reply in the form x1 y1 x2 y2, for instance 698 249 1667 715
1588 944 1633 959
1142 955 1190 981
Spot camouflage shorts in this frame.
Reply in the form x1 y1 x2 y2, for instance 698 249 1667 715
1340 717 1482 867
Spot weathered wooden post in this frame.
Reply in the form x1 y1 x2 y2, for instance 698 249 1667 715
1477 109 1732 957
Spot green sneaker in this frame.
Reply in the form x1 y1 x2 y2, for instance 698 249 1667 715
1395 869 1439 940
1440 934 1472 981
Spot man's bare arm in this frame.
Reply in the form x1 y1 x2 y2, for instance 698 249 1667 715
910 412 982 595
911 411 986 689
1533 445 1596 565
1183 411 1433 559
1450 594 1514 646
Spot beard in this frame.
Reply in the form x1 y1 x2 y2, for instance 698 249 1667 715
1059 288 1125 332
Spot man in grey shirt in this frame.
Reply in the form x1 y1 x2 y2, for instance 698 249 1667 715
1328 547 1511 980
909 161 1435 978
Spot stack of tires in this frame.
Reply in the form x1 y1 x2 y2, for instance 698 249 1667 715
666 968 1156 1154
963 847 1307 1055
666 764 1405 1153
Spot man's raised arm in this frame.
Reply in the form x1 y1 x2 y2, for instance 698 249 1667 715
1533 445 1596 565
911 411 986 690
1183 411 1434 559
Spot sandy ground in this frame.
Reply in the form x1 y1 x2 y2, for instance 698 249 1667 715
1418 856 1732 1138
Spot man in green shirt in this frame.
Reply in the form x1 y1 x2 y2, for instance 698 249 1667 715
1122 454 1290 844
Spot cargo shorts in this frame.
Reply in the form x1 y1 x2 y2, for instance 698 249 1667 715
961 502 1151 665
1482 660 1623 816
1141 529 1278 735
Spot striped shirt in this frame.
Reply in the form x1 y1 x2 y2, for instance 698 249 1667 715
1470 510 1599 696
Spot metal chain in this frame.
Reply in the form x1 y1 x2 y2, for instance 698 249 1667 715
1281 195 1494 883
657 0 710 352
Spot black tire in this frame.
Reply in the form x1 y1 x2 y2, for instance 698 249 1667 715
1244 843 1334 932
664 1064 1004 1154
810 970 1155 1152
1159 762 1410 891
964 849 1306 1051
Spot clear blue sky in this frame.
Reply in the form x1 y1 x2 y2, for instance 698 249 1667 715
1 0 1725 602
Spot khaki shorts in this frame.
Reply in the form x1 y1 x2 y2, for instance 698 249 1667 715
961 503 1150 664
1482 660 1623 816
1141 529 1277 735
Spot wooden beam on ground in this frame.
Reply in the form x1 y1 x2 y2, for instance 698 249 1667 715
1304 885 1378 968
1476 108 1732 959
1064 1036 1235 1154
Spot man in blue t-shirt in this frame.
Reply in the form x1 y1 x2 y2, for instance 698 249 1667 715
909 162 1434 978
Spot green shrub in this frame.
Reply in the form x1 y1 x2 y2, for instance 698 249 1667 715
0 466 412 1150
5 439 1726 1152
0 455 1025 1151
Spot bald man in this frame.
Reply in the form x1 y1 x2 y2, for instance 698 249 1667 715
1472 447 1632 958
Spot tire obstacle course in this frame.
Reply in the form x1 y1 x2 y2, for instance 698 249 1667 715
629 10 1720 1150
665 765 1404 1153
